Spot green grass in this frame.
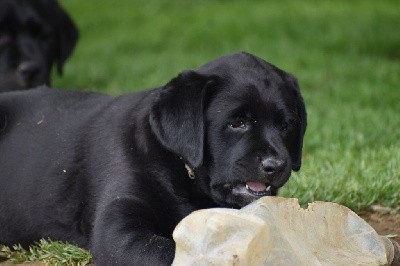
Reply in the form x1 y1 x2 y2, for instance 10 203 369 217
2 0 399 264
0 239 92 265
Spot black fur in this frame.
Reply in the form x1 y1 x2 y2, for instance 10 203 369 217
0 52 306 265
0 0 78 91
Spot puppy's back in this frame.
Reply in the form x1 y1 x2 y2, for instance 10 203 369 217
0 86 114 247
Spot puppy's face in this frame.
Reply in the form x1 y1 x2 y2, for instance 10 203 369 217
150 52 306 208
204 73 303 207
0 22 52 89
0 0 78 91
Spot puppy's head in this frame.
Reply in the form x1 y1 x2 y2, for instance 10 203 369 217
150 52 307 208
0 0 78 91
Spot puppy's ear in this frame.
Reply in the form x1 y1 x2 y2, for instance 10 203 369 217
288 76 307 171
55 5 79 75
150 71 212 168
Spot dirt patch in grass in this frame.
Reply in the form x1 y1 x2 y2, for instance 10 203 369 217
359 211 400 244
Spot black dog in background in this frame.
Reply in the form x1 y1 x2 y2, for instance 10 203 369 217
0 52 306 265
0 0 78 91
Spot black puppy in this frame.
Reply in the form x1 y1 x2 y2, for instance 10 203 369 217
0 52 306 265
0 0 78 91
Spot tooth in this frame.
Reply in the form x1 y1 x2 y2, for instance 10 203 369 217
265 186 271 192
246 184 249 190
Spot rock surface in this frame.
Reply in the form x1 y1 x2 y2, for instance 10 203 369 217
173 197 399 266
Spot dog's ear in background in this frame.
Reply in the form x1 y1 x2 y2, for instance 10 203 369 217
150 71 214 169
50 0 79 75
287 75 307 171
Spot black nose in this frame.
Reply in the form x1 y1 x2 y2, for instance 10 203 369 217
261 157 284 175
17 61 40 83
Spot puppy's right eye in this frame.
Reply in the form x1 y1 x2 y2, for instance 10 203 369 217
228 120 249 130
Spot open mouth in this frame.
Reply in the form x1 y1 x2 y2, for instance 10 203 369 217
232 181 273 198
246 182 272 196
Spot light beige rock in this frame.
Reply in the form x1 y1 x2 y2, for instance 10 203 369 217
173 197 399 266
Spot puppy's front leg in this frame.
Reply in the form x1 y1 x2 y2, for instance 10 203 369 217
91 197 175 266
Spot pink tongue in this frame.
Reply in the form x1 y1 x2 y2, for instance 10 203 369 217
246 182 267 192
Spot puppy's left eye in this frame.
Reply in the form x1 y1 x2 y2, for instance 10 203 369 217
228 120 250 130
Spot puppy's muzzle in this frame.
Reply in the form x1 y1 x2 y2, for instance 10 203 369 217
17 61 40 85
